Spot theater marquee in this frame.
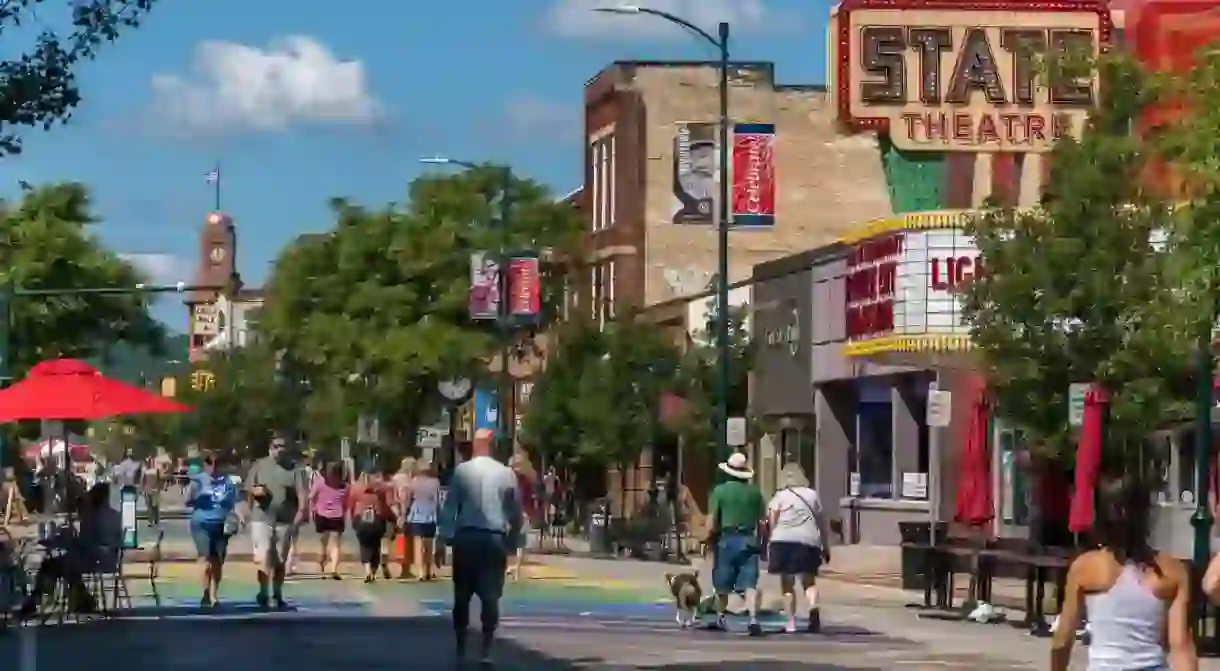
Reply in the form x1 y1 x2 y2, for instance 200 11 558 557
832 0 1112 152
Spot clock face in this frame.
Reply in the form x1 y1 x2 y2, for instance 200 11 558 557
438 377 473 402
210 247 226 263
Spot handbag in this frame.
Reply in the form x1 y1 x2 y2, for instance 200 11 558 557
222 513 240 537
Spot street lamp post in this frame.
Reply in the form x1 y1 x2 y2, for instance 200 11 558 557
420 157 516 461
1193 314 1215 632
596 5 734 479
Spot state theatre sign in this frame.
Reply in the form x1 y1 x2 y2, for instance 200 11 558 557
832 0 1112 151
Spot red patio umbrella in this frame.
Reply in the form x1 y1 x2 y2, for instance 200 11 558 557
954 379 994 527
1068 385 1107 533
0 358 190 421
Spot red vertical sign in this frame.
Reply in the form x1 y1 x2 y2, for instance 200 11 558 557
730 123 776 227
506 254 541 323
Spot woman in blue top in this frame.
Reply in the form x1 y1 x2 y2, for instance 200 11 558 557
187 454 239 607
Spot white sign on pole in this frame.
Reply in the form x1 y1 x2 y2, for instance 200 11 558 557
417 426 446 449
1068 383 1088 428
726 417 747 446
926 389 952 428
340 437 351 462
357 415 380 444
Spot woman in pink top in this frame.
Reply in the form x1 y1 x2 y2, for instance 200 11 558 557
309 462 349 580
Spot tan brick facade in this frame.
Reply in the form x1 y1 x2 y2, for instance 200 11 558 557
579 60 894 525
633 64 892 306
580 60 893 316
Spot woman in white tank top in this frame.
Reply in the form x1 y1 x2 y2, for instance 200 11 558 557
1051 474 1196 671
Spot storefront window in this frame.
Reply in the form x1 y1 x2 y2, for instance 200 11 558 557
857 402 893 498
1177 429 1200 505
998 426 1030 526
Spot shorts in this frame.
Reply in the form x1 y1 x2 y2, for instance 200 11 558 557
191 521 229 560
354 520 388 564
767 541 823 576
314 515 346 534
451 530 509 602
249 521 296 568
408 522 437 539
712 531 760 593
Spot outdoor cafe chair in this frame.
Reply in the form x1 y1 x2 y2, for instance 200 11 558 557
0 532 35 631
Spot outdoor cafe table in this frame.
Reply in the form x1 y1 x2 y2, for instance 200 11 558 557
902 541 1072 630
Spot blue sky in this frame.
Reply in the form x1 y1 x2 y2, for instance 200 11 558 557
3 0 833 328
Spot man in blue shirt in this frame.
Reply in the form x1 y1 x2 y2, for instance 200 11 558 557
187 454 239 607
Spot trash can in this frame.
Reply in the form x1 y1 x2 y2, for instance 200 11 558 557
588 498 612 556
898 521 947 591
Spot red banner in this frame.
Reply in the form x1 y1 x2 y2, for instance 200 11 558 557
506 254 541 322
730 123 776 227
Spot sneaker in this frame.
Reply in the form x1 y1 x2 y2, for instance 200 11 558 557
784 618 797 634
807 608 822 633
705 614 728 631
200 594 212 608
273 596 289 611
747 622 764 637
255 593 269 610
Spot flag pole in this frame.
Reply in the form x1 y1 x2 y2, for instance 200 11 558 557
213 161 222 212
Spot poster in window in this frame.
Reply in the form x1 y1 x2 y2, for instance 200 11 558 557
671 122 716 225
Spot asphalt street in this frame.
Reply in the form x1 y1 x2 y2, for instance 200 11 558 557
0 558 1106 670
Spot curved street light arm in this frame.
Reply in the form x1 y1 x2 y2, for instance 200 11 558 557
636 7 721 49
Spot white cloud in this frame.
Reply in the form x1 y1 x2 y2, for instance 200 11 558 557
120 253 187 285
505 93 579 137
147 36 382 136
546 0 767 39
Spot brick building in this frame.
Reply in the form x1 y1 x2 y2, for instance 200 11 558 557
185 212 263 363
578 60 894 517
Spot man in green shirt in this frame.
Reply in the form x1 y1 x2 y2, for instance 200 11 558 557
706 452 765 635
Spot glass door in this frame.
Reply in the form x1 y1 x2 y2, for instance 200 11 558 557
995 419 1031 538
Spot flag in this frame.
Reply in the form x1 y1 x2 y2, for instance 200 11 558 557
205 168 219 184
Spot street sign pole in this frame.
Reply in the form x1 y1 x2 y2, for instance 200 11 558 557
926 377 953 549
0 282 10 474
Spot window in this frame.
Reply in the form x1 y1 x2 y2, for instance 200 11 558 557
599 137 611 230
605 260 616 320
562 278 571 321
997 425 1031 526
1177 429 1199 505
592 265 603 328
590 140 601 232
588 131 615 232
856 402 893 498
608 135 616 227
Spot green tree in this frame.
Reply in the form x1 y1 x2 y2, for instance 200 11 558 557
522 316 682 513
1 183 166 374
519 319 605 469
256 166 582 451
673 290 754 458
0 1 161 155
960 51 1193 464
130 345 292 460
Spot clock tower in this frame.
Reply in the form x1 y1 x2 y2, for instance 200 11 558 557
185 211 242 361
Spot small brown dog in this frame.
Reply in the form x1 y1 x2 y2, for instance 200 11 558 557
665 570 702 628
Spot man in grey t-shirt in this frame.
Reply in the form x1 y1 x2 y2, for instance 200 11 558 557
112 451 142 489
245 437 307 609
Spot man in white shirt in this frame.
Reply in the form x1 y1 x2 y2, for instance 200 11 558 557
439 428 522 665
